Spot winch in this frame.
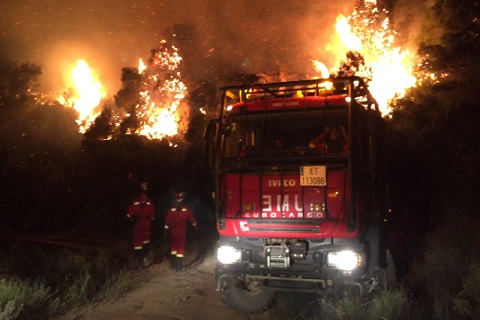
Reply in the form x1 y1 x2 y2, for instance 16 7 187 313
265 244 290 268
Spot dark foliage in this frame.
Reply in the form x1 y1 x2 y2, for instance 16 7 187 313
385 0 480 284
0 58 211 240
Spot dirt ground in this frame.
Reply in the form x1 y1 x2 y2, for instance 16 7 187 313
65 239 322 320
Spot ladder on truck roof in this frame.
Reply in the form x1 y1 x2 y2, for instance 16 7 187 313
221 76 378 112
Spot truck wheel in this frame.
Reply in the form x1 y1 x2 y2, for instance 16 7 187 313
219 276 276 315
371 249 396 292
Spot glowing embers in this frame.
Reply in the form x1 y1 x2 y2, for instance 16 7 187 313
135 41 188 140
57 40 188 141
316 0 417 115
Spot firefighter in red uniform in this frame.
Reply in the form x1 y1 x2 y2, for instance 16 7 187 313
127 181 155 270
164 192 198 272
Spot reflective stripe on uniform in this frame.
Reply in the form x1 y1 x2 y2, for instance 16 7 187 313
176 253 184 258
134 201 151 206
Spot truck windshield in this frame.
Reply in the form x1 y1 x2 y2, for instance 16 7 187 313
223 109 348 158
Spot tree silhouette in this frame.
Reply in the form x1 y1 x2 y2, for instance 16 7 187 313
391 0 480 218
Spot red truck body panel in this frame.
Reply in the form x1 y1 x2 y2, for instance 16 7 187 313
228 95 348 114
218 170 358 239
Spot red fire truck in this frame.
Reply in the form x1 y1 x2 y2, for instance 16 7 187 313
204 76 393 314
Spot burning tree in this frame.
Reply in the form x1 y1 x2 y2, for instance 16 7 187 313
130 40 189 141
327 0 416 114
79 40 189 142
335 51 371 81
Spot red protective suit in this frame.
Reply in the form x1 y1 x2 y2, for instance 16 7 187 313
127 193 155 250
164 204 197 257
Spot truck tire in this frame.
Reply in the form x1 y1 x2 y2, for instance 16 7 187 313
371 249 396 292
219 276 276 315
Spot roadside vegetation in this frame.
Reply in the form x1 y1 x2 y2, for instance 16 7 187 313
0 243 134 320
318 1 480 318
318 214 480 320
2 217 479 320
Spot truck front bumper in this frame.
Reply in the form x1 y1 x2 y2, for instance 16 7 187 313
215 240 369 293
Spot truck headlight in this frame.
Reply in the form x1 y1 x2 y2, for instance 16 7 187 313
217 246 242 264
326 250 364 271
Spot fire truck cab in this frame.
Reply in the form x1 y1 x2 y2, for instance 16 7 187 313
205 76 393 314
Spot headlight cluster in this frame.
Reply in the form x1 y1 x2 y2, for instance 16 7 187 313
326 250 364 271
217 246 242 264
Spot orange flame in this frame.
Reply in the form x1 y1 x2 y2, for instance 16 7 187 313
58 41 188 141
134 42 188 140
58 59 106 132
312 60 330 78
138 58 147 74
335 14 362 51
318 0 417 115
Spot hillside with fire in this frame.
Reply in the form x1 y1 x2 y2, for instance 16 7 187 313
1 0 480 319
53 0 419 138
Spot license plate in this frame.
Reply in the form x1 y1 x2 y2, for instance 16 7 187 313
300 166 326 186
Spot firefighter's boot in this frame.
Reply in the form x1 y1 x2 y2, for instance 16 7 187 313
171 255 177 270
175 256 184 273
142 243 151 267
134 250 143 270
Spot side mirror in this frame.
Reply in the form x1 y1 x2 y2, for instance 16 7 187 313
204 119 218 141
204 119 218 173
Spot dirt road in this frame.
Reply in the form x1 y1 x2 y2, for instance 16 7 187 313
69 246 321 320
76 255 251 320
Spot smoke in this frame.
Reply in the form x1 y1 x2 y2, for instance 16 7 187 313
389 0 433 50
0 0 429 95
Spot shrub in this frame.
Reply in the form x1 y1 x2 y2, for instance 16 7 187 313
0 276 60 320
407 211 480 319
0 244 132 319
319 288 414 320
452 262 480 318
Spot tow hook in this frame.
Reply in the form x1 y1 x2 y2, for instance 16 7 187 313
216 274 229 292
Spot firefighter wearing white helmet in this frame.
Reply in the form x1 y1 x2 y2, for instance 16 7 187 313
164 192 198 272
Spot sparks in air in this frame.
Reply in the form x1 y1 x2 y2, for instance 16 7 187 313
57 40 188 141
58 59 106 133
318 0 417 115
135 40 189 140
